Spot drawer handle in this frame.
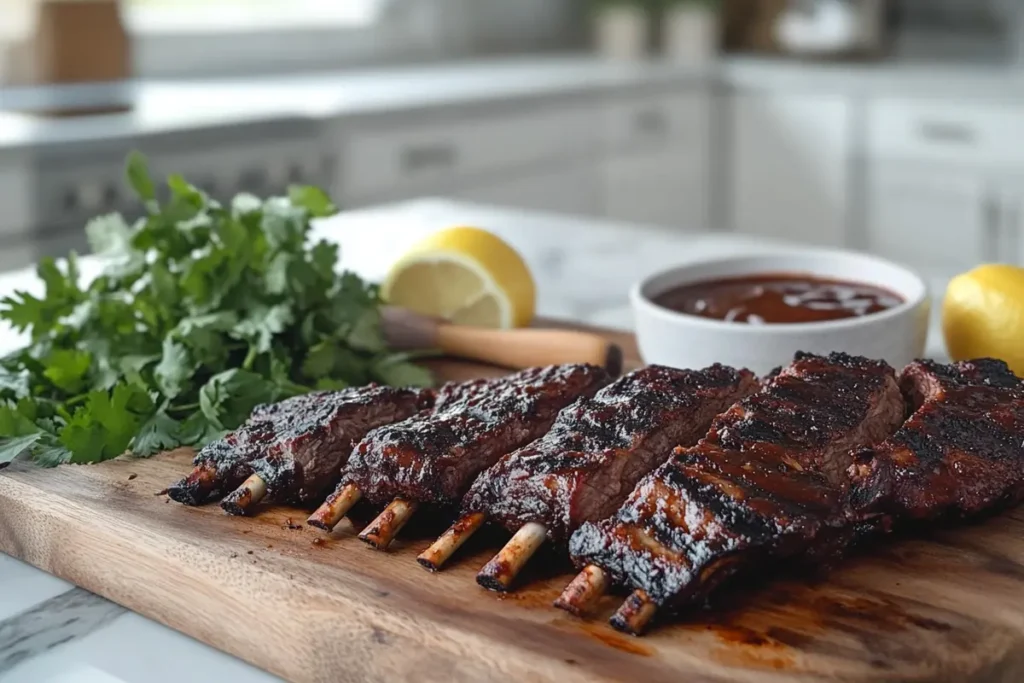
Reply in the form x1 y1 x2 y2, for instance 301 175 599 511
401 144 458 172
917 121 977 145
633 110 668 136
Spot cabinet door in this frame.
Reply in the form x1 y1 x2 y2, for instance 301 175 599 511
601 151 707 229
454 165 599 217
867 164 993 275
730 93 851 246
0 155 31 241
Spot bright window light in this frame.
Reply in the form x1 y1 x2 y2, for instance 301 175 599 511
125 0 389 32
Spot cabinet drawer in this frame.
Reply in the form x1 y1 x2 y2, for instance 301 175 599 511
867 100 1024 166
340 105 596 201
603 92 708 153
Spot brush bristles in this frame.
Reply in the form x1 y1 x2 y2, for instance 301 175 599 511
381 306 441 351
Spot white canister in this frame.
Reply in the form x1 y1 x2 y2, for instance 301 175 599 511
662 4 719 64
594 5 649 61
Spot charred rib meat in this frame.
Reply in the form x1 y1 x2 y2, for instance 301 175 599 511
568 352 905 628
849 358 1024 526
226 385 435 512
168 386 433 507
462 364 759 545
340 364 611 508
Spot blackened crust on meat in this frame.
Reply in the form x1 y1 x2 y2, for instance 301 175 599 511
848 358 1024 524
246 385 436 504
568 352 904 609
710 352 904 486
342 364 611 507
166 392 330 505
167 388 434 506
462 364 759 544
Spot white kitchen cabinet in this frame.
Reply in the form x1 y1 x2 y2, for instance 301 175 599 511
0 153 31 240
867 163 996 275
864 97 1024 277
995 182 1024 266
336 104 596 206
867 99 1024 169
730 92 851 246
599 90 711 229
601 151 707 229
454 165 599 216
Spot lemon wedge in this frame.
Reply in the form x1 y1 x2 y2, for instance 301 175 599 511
943 264 1024 374
382 226 536 329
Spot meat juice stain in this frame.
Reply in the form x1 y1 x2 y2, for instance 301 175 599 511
575 623 654 657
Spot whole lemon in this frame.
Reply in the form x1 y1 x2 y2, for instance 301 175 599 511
943 264 1024 374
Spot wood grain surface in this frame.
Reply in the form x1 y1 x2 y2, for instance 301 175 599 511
1 329 1024 683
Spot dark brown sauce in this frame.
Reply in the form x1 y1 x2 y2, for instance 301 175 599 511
654 273 904 325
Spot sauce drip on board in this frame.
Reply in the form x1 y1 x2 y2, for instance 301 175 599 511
653 273 904 325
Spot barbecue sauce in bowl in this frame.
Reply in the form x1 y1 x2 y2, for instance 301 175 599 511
653 273 904 325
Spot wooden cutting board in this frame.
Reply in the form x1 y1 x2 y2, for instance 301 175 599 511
2 328 1024 683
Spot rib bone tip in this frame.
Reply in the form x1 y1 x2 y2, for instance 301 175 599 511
609 589 658 636
418 512 487 572
358 498 418 551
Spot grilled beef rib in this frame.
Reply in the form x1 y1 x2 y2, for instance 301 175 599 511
849 358 1024 525
461 364 759 545
340 364 611 507
568 352 905 623
168 387 433 507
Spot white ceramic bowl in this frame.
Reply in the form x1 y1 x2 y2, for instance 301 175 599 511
631 250 931 375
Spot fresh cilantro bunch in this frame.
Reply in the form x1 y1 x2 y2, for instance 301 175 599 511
0 152 430 467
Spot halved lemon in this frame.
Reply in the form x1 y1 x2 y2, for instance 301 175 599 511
381 226 536 329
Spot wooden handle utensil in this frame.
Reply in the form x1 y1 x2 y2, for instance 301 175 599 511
382 307 623 375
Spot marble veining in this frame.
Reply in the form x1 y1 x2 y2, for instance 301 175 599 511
0 589 125 678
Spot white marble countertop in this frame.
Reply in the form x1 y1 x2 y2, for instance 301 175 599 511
3 54 1024 151
0 199 951 682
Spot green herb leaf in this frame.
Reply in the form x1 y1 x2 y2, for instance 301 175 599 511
288 185 338 218
176 411 225 447
59 384 154 464
86 213 133 256
125 151 158 212
199 369 278 431
131 410 182 457
0 368 28 402
0 433 44 466
31 436 74 467
372 356 434 388
1 151 433 467
0 401 42 437
42 349 92 394
231 304 292 356
154 338 193 399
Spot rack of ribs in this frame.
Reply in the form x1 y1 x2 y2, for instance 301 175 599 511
166 386 433 514
849 358 1024 528
308 364 611 549
417 364 758 588
557 352 905 634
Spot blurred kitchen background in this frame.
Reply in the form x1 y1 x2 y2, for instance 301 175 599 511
2 0 1024 282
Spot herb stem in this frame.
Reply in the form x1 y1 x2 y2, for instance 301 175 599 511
168 402 200 415
242 346 258 372
64 393 91 408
